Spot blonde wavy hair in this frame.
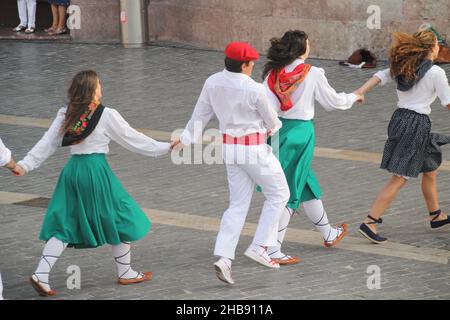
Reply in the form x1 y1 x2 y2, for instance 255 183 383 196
388 30 438 81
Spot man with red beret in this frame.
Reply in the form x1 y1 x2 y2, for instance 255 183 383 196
172 42 290 284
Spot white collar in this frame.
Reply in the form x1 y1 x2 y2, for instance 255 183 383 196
222 69 251 79
285 59 305 72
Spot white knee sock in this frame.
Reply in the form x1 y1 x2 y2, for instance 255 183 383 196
268 207 294 258
302 199 338 242
112 242 142 279
33 237 68 291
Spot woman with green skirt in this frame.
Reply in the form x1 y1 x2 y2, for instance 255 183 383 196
261 30 363 265
15 70 171 296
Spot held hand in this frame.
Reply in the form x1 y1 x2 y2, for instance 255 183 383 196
170 139 185 151
11 164 25 176
170 139 179 150
354 90 365 104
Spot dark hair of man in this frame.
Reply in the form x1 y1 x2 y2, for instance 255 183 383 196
225 57 250 73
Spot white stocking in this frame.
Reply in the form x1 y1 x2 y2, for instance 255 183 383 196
0 272 4 300
302 199 338 242
32 237 68 292
112 242 144 280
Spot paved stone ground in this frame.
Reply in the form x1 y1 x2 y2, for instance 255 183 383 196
1 41 450 300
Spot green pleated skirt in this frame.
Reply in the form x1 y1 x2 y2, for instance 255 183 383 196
268 118 322 210
39 153 151 249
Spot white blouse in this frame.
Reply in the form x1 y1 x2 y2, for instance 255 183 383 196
0 138 12 167
180 69 282 145
263 59 357 120
18 107 171 172
374 66 450 115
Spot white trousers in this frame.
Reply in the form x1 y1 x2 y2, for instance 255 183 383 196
0 272 3 300
214 144 290 260
17 0 37 28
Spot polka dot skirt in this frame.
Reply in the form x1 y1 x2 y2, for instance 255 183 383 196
380 108 450 178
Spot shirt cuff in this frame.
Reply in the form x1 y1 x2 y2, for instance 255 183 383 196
17 160 31 173
157 142 172 156
441 97 450 107
0 149 11 167
270 119 283 135
347 93 358 105
374 71 389 86
179 131 192 146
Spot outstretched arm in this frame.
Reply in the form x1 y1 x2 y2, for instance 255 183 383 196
173 83 214 150
0 138 12 168
17 108 66 173
358 68 391 94
355 75 382 97
354 68 392 104
0 140 23 176
105 109 171 157
314 68 359 111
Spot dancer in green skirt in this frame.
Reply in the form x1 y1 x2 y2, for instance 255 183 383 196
262 30 363 265
14 70 171 296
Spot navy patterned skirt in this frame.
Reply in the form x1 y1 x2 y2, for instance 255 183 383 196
381 108 450 178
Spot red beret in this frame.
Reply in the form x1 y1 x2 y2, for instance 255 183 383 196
224 42 260 61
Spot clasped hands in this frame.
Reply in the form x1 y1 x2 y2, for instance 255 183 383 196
3 159 26 176
354 89 365 104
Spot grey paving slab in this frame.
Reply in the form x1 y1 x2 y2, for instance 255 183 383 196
0 42 449 300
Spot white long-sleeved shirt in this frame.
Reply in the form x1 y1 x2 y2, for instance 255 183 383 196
0 138 12 167
263 59 357 120
180 69 282 145
374 66 450 115
18 107 171 172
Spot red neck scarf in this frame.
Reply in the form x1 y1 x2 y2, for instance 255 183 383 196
267 62 312 111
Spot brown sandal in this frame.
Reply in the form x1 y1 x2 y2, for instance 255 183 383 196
30 275 56 297
271 255 301 266
324 223 348 248
118 271 153 285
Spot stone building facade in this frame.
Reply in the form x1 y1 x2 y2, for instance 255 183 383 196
2 0 449 60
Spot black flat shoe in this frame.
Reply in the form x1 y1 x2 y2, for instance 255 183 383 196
430 210 450 229
359 215 388 244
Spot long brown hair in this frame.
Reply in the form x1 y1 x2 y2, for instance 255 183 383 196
61 70 99 134
262 30 308 80
388 30 437 82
